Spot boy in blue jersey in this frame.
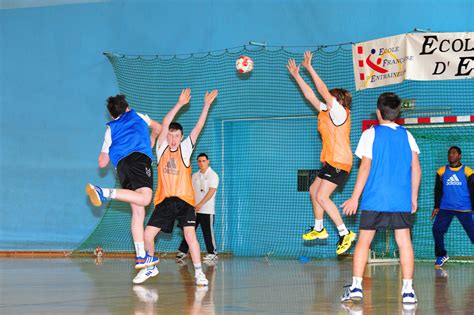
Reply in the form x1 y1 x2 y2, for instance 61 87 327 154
340 92 421 304
85 94 163 270
432 146 474 267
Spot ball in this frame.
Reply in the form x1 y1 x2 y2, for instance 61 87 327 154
94 246 104 257
236 55 254 73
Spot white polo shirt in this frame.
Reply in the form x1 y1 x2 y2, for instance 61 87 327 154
192 166 219 215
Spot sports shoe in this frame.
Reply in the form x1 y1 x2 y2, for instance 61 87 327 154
203 253 218 261
135 253 159 269
176 251 188 261
85 183 106 207
195 272 209 286
340 286 363 302
133 285 159 302
302 226 329 240
435 255 449 267
133 266 159 284
402 290 418 304
336 230 357 255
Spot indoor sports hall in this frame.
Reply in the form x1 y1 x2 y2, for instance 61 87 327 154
1 1 473 314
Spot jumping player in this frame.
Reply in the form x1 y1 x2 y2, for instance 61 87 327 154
86 94 162 271
287 51 356 254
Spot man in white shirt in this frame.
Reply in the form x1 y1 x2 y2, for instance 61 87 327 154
177 153 220 262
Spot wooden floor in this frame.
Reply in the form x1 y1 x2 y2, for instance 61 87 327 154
0 257 473 314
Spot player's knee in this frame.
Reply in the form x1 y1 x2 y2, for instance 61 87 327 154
183 229 197 243
315 192 328 205
309 182 318 195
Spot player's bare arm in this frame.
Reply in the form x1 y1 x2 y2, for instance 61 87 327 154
302 51 333 109
157 88 191 146
287 58 322 111
190 90 218 144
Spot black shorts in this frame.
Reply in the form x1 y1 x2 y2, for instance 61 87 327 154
116 152 153 191
360 210 414 230
317 163 349 186
147 197 196 233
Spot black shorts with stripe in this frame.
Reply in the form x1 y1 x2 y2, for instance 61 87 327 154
360 210 414 230
147 197 196 233
116 152 153 191
317 163 349 186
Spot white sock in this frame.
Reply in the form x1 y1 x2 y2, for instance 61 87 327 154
402 279 413 292
314 219 324 231
194 263 203 275
101 188 116 199
337 224 349 236
351 276 363 289
134 242 146 258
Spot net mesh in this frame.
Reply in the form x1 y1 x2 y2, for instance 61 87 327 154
75 47 474 260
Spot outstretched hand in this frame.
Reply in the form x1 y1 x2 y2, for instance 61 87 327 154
301 51 313 69
286 59 300 78
204 90 218 106
178 88 192 106
341 197 358 216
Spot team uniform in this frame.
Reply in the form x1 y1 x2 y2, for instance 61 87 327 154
432 164 474 265
178 167 220 258
341 122 420 305
316 99 352 185
303 99 356 252
101 110 154 190
148 137 196 232
355 123 420 229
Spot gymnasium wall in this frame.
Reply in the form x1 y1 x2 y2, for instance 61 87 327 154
0 0 472 250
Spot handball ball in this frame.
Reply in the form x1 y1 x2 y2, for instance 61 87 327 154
94 246 104 257
236 55 254 73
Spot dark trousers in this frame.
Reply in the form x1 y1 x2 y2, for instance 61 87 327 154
432 210 474 257
179 213 216 255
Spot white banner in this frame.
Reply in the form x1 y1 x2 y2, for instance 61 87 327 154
352 32 474 90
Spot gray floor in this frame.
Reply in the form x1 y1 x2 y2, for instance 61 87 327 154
0 257 473 314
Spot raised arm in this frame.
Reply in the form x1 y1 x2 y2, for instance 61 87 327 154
287 58 322 111
189 90 218 144
149 119 162 149
301 51 334 108
157 88 191 146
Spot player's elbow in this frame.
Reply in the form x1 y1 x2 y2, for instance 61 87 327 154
98 154 109 168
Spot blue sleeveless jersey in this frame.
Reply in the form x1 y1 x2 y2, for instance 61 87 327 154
440 165 471 210
360 125 413 213
106 110 153 167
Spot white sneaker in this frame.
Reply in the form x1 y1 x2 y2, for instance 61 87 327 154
133 266 159 284
203 253 218 261
176 251 188 261
133 285 159 302
195 272 209 286
402 290 418 304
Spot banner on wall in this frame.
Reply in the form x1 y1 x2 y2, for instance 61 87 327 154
352 32 474 90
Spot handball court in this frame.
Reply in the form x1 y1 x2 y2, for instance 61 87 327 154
1 256 473 314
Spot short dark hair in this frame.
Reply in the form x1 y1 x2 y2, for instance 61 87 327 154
197 153 209 160
448 146 461 155
107 94 129 118
377 92 401 121
169 122 183 134
330 88 352 110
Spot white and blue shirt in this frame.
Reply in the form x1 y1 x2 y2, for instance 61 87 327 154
102 110 153 167
356 123 420 213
